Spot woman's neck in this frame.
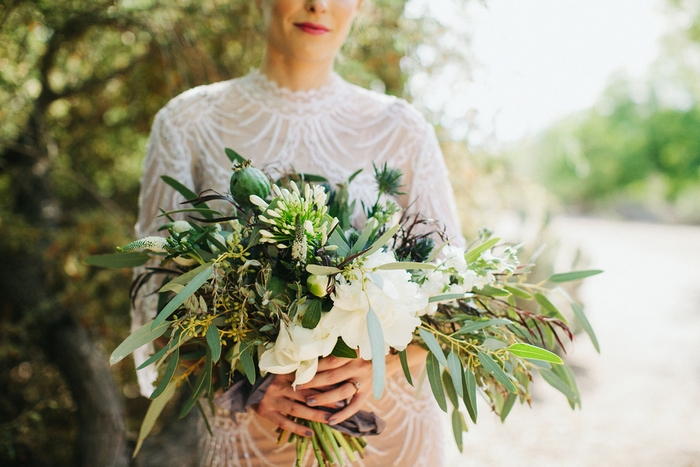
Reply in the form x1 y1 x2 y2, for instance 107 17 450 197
259 51 335 92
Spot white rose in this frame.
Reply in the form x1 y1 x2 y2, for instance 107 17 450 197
258 315 338 388
324 251 425 360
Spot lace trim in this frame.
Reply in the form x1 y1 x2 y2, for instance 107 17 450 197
237 69 352 116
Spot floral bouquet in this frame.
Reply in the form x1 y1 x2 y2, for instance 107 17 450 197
87 148 601 465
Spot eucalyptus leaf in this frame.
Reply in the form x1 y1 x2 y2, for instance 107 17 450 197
428 292 473 304
500 393 517 422
548 269 603 283
206 325 222 363
367 307 386 399
374 261 436 271
363 224 400 257
453 318 512 336
150 347 179 399
451 409 464 452
508 343 563 364
534 293 566 320
447 351 464 398
426 353 447 412
110 320 171 365
442 371 459 408
328 228 350 257
84 251 151 268
179 359 211 418
571 301 600 353
478 285 511 297
398 349 413 386
540 368 579 407
305 264 342 276
152 265 214 329
240 344 256 385
502 285 533 299
463 368 478 423
133 379 178 456
418 328 447 366
477 351 517 393
159 263 212 292
464 237 500 263
161 175 211 217
350 219 377 255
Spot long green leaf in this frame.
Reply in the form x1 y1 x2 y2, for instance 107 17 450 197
179 357 211 418
398 349 413 386
110 320 171 365
500 393 517 422
447 351 464 398
502 285 533 299
305 264 342 276
548 269 603 283
374 261 436 271
366 307 385 399
442 371 459 408
451 409 465 452
464 237 500 263
350 219 377 255
206 325 221 363
225 147 246 164
508 343 563 364
152 265 214 329
428 292 473 304
534 293 566 320
150 347 179 399
540 368 579 407
161 175 212 219
159 263 211 293
426 353 447 412
363 224 400 257
158 207 223 217
418 328 447 367
571 301 600 353
240 344 256 385
328 228 350 257
453 318 512 336
84 251 151 268
133 379 178 456
463 368 478 423
477 351 517 394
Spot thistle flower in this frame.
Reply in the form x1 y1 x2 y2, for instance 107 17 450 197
373 162 405 197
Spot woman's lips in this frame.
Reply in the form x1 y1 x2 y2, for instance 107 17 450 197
294 22 330 35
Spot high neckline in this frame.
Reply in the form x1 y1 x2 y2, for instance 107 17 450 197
241 69 352 116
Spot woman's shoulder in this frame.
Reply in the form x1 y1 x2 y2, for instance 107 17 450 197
153 79 238 126
344 82 432 135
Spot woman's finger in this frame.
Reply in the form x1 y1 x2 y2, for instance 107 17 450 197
263 411 314 438
305 381 357 407
328 388 371 425
315 355 353 372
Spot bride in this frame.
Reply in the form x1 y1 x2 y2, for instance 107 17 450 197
133 0 463 465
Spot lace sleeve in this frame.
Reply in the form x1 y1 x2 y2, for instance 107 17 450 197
407 122 465 248
131 107 195 397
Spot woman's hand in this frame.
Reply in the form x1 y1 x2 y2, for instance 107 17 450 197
252 373 333 438
297 355 373 426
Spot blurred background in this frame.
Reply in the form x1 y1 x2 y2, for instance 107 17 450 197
1 0 698 465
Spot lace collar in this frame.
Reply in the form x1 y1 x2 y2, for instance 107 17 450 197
236 69 352 116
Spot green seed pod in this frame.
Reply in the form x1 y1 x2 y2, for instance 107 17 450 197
230 160 271 208
307 274 330 298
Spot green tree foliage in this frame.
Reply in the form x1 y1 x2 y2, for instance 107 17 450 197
0 0 460 464
513 1 700 222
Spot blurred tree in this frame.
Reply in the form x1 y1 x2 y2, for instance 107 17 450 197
509 0 700 223
0 0 466 465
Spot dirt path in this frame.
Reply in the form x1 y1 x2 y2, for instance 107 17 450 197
445 216 700 466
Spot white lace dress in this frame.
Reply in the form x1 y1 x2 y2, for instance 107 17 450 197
133 70 463 467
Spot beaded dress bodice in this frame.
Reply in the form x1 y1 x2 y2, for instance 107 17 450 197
132 70 462 467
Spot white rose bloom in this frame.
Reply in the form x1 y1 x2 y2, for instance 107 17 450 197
258 315 338 388
325 251 425 360
417 269 450 316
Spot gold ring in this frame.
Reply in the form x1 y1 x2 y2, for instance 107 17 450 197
351 381 361 393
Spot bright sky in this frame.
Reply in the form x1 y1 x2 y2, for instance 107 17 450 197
411 0 671 145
